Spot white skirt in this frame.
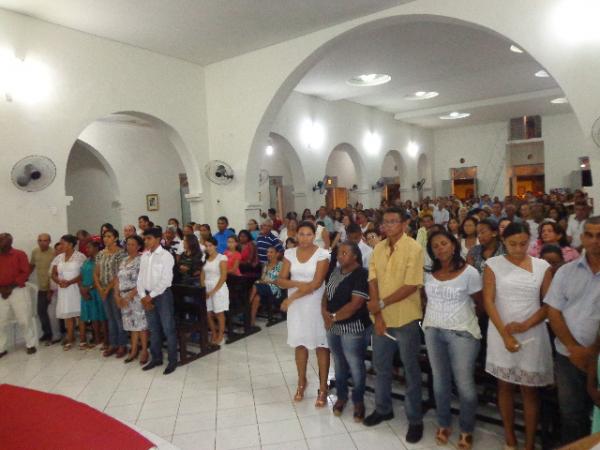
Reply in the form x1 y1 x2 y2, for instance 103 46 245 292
206 279 229 313
56 285 81 319
286 287 328 350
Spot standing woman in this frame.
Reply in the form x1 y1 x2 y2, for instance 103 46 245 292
224 236 242 275
115 235 148 364
198 224 212 249
247 219 260 241
460 217 479 260
484 223 553 450
177 234 204 286
423 231 482 449
52 234 86 350
203 237 229 345
322 241 371 421
276 221 330 407
94 228 127 357
279 218 298 244
446 217 461 240
306 215 330 250
79 241 106 348
467 219 503 274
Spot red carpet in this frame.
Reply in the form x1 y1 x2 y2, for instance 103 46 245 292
0 384 155 450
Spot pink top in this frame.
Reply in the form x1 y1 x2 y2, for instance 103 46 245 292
224 250 242 275
528 240 580 262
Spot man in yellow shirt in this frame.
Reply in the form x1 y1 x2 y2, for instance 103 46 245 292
364 207 425 444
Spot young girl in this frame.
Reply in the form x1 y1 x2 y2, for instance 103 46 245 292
203 237 229 345
224 236 242 275
484 222 553 450
285 237 297 249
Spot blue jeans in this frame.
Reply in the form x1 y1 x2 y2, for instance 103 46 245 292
372 320 423 425
424 327 480 432
103 291 128 347
145 289 178 365
327 326 371 404
555 353 592 444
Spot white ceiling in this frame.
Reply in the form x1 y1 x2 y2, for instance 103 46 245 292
295 21 572 128
0 0 412 65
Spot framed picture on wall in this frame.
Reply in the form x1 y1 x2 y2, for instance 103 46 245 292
146 194 159 211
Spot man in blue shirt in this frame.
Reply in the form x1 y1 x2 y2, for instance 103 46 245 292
213 216 234 254
545 216 600 445
256 219 283 265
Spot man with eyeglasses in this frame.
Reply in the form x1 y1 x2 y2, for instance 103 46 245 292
364 207 425 444
30 233 55 343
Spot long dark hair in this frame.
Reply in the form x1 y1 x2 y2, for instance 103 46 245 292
184 233 202 257
426 230 465 273
539 221 569 248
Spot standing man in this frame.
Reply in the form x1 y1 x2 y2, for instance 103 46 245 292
433 199 450 226
29 233 55 343
567 201 590 251
318 207 335 234
0 233 37 357
416 214 434 250
346 223 373 269
545 216 600 445
364 208 425 443
213 216 234 254
138 228 178 375
256 219 284 265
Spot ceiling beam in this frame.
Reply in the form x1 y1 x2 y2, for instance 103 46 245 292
393 88 564 120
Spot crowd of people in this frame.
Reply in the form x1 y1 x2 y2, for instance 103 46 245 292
0 189 599 449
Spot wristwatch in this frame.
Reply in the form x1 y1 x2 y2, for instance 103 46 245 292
329 313 337 322
378 299 386 311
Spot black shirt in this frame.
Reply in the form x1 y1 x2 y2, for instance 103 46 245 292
325 266 371 334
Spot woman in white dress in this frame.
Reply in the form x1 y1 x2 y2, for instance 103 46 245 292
51 234 86 350
277 221 330 407
203 237 229 345
484 222 553 450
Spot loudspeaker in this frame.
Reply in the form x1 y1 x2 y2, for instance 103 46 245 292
582 169 593 187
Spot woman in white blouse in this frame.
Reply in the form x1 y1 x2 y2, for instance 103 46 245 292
423 230 483 450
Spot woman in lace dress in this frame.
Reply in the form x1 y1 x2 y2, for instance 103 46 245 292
115 235 148 364
484 222 553 450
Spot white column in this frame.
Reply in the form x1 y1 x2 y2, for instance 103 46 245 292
185 193 206 223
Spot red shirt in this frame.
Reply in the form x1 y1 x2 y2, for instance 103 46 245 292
0 248 30 287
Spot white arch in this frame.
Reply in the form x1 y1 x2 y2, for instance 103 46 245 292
417 153 429 182
268 132 307 194
243 13 575 205
381 150 407 184
326 143 368 190
70 139 120 198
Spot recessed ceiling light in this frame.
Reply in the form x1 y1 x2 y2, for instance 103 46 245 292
347 73 391 87
551 97 569 104
405 91 439 100
535 70 550 78
439 111 471 120
510 45 524 53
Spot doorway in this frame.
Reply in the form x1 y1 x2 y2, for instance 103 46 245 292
384 184 401 203
512 164 545 198
451 167 477 201
326 188 348 209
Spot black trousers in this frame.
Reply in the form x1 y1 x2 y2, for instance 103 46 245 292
37 290 52 338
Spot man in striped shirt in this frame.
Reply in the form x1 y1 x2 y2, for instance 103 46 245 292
256 219 283 265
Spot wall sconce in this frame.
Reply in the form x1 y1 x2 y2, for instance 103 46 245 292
363 131 381 155
0 49 52 104
300 119 325 150
407 140 419 158
265 144 274 156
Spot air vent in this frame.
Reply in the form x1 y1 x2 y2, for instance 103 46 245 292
509 115 541 141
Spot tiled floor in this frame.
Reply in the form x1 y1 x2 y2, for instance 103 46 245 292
0 321 510 450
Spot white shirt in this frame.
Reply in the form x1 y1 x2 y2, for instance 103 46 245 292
433 206 450 225
358 240 373 269
567 214 586 248
137 245 174 299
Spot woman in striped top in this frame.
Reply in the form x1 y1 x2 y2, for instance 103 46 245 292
322 241 371 422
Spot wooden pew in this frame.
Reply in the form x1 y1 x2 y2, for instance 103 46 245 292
225 274 261 344
171 284 220 364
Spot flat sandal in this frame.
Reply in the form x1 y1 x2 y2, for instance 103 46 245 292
458 433 473 450
435 427 452 445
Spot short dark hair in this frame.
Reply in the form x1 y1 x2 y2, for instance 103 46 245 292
268 208 276 215
138 215 150 222
298 221 316 234
60 234 78 247
143 227 162 238
540 244 564 260
103 228 119 239
217 216 229 224
339 240 363 267
238 229 253 242
205 236 218 247
384 207 408 221
126 235 144 251
478 218 498 233
346 223 362 235
502 222 530 239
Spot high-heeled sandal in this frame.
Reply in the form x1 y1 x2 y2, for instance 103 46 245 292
457 432 473 450
435 427 452 445
314 389 328 408
124 350 139 363
293 382 307 402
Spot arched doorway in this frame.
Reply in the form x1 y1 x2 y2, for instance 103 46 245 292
65 112 192 234
381 150 407 205
258 132 307 216
325 143 367 208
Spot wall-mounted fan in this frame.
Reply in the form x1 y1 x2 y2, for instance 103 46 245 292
371 178 385 191
592 116 600 148
259 169 270 185
412 178 426 191
11 155 56 192
312 175 331 194
205 160 234 185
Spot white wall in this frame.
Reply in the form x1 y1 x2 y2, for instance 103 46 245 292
66 142 121 233
0 9 207 253
74 120 186 231
432 112 589 199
